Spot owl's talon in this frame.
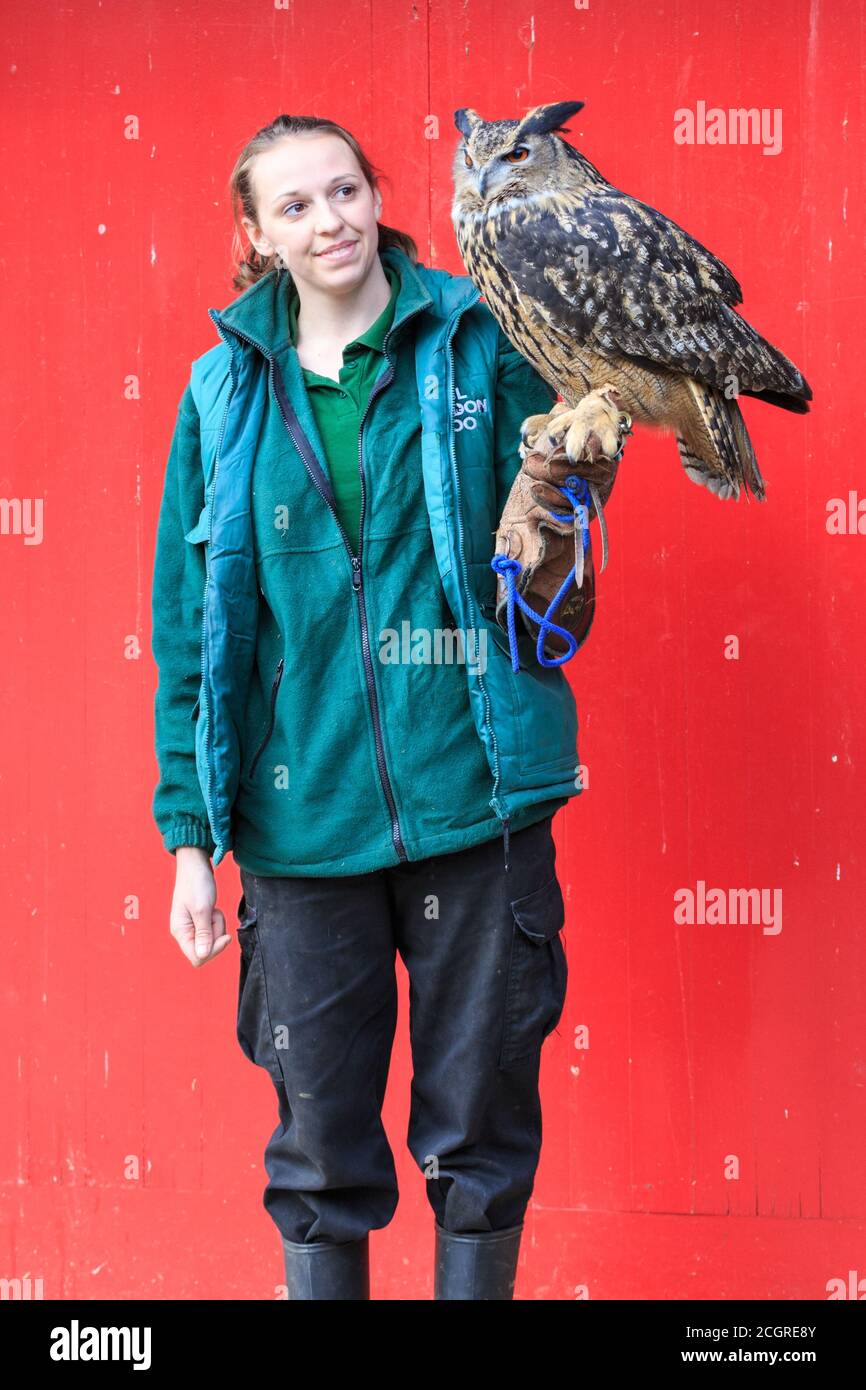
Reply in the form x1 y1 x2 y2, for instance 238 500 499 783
528 390 633 468
519 403 570 455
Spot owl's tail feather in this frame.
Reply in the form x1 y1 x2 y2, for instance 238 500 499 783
677 383 766 503
728 397 766 501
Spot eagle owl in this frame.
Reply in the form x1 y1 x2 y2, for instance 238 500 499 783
451 100 812 501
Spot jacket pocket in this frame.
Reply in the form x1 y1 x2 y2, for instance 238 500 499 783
235 887 284 1089
499 874 568 1069
481 605 579 775
183 505 210 545
246 658 285 780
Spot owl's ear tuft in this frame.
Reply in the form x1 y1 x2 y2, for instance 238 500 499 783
454 108 482 139
517 101 585 138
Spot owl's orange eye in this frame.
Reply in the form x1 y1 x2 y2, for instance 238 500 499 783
503 146 530 163
463 150 473 168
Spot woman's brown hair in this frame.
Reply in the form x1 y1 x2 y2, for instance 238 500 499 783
228 114 419 292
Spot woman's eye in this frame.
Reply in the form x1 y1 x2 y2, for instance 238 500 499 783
282 185 356 217
503 146 530 163
463 150 473 168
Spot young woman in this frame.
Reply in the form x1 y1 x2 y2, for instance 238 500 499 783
151 113 616 1300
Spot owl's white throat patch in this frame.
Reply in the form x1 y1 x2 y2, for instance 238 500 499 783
453 190 559 226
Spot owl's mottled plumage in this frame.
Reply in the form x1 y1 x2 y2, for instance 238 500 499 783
451 100 812 500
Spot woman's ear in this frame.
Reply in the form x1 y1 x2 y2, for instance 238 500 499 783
241 215 273 259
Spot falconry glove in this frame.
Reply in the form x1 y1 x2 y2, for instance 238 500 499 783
493 386 631 663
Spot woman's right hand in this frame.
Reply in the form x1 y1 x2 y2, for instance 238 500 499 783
171 846 232 966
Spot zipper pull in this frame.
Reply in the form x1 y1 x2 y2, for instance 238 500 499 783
503 815 511 873
351 557 361 592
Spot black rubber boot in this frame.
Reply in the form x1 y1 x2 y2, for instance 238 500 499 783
281 1234 370 1300
433 1221 524 1300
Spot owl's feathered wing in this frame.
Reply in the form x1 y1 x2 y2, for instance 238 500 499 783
490 187 812 411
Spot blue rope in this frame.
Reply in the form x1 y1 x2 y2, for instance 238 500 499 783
491 476 593 671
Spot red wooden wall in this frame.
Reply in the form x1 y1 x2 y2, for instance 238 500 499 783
2 0 863 1300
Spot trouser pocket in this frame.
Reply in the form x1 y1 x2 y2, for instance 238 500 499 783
498 873 568 1069
235 883 284 1088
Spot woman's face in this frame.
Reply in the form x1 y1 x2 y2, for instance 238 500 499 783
242 134 383 295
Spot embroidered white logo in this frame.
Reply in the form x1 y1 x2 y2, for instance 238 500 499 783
453 385 489 431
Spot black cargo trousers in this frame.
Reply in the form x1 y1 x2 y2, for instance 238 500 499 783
233 814 568 1245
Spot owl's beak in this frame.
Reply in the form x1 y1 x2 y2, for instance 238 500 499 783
477 167 491 199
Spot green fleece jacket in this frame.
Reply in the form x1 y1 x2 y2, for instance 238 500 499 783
151 250 571 874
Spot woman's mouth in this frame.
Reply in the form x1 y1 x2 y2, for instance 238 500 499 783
316 240 358 263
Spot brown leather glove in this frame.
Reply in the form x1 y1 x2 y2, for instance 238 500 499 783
493 386 631 662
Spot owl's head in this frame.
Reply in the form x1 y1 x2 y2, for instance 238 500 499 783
451 100 594 213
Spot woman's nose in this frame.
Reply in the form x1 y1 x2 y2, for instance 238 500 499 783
313 201 344 234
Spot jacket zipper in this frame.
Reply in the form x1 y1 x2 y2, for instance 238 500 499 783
444 316 511 871
248 657 285 779
350 330 408 861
